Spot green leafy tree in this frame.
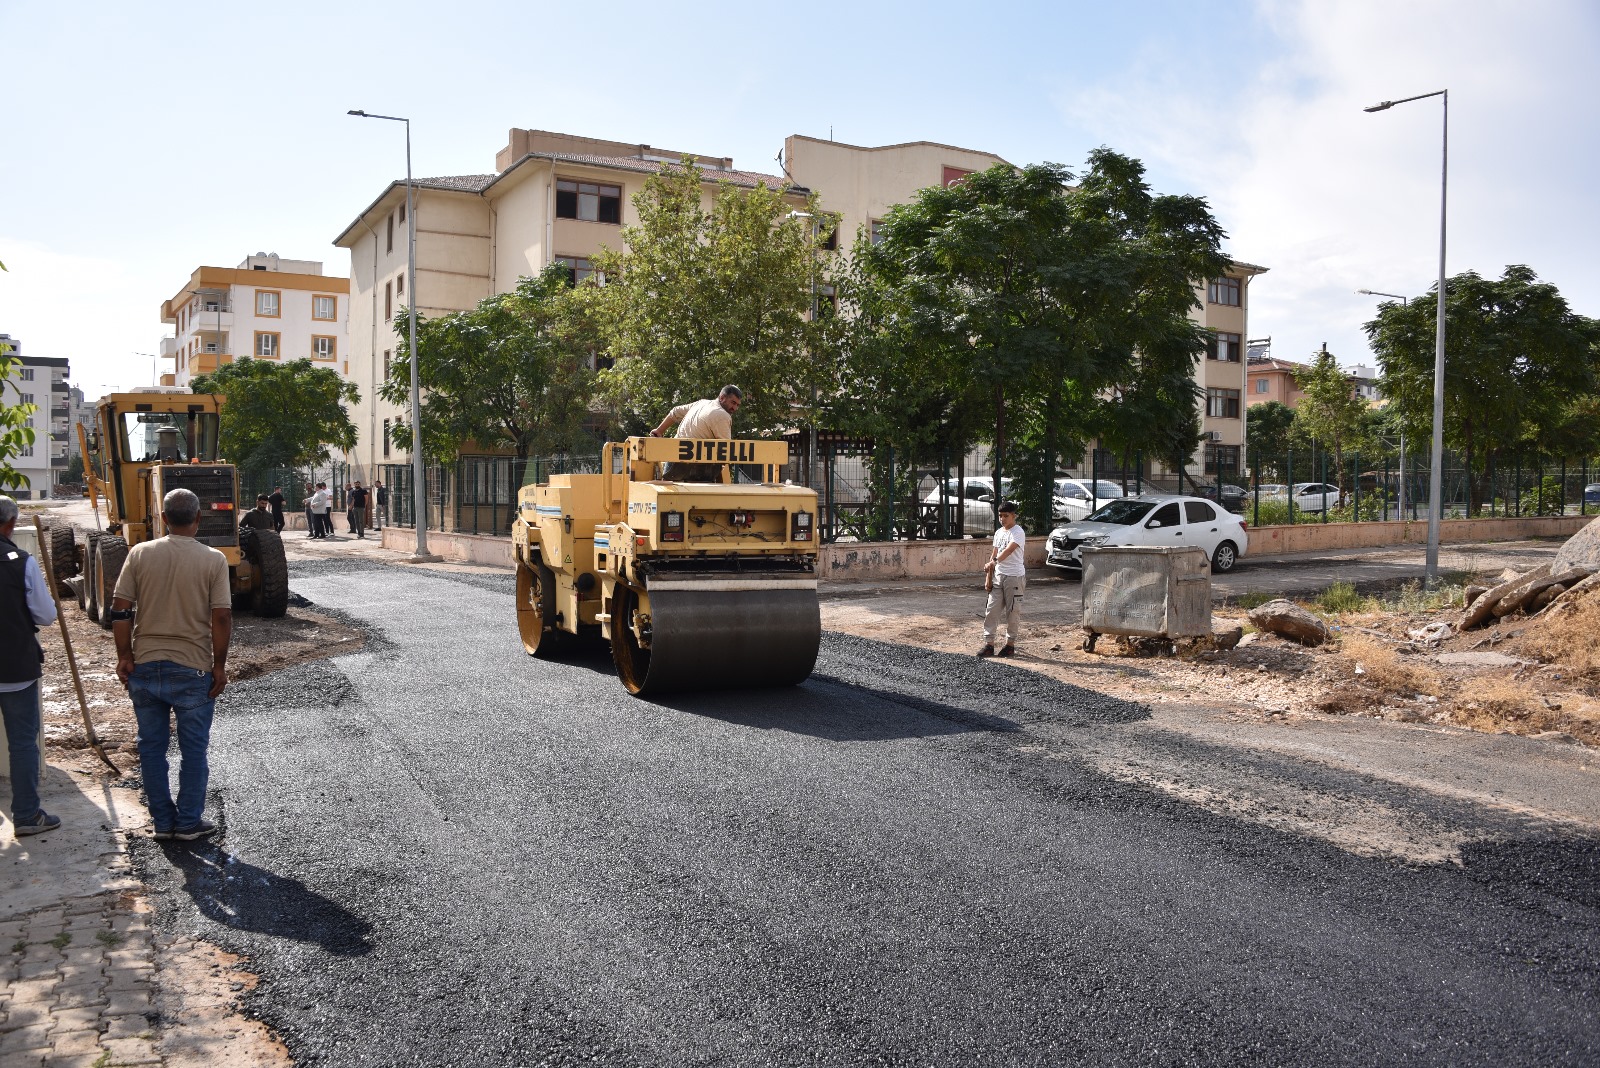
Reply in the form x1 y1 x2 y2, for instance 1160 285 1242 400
385 265 597 476
847 151 1227 530
64 451 85 483
1245 400 1295 478
1367 265 1600 512
588 159 834 435
1 346 37 493
191 357 359 473
1295 347 1368 493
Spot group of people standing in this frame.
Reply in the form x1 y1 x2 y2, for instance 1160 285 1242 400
297 480 385 540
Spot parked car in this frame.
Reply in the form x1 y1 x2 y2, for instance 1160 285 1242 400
1259 482 1341 513
1045 495 1249 573
1195 482 1248 513
1585 483 1600 507
922 477 1013 536
1052 478 1125 522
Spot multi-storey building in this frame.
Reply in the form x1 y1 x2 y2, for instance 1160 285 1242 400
783 136 1267 488
1247 351 1381 410
333 130 801 476
0 334 71 499
158 254 350 388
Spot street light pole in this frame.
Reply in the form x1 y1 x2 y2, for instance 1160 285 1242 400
349 109 437 560
1357 290 1410 517
1365 89 1448 584
786 210 821 491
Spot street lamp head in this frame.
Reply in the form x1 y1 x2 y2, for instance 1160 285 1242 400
347 109 367 116
1364 101 1394 113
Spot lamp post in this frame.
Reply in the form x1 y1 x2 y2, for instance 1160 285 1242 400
786 209 821 491
348 109 436 560
1365 89 1448 584
133 352 160 386
1357 290 1410 517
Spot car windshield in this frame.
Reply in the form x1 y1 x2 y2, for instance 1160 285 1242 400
1086 499 1154 525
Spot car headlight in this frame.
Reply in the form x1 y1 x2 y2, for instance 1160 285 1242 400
1082 534 1109 545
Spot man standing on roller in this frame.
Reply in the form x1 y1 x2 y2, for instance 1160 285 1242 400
649 385 742 481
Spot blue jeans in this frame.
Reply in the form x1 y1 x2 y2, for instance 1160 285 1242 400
0 682 43 824
129 661 215 831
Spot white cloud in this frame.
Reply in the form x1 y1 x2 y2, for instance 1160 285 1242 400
1053 0 1600 370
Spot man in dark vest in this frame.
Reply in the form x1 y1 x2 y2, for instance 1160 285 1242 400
0 495 61 837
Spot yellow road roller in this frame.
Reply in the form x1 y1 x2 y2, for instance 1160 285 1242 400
512 436 821 695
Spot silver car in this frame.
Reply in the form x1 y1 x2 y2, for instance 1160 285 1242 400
1046 495 1250 573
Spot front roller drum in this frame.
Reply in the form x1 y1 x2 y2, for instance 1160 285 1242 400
612 583 821 696
516 556 568 658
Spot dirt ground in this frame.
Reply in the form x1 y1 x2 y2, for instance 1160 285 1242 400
822 577 1600 749
37 597 365 775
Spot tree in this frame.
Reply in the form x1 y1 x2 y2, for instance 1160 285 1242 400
191 357 359 473
384 264 597 476
1245 400 1295 477
1295 347 1367 493
1368 266 1600 511
1 346 36 493
588 159 833 435
847 151 1227 530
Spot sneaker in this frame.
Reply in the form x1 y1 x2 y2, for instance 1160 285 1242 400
14 812 61 836
173 820 217 841
152 826 174 841
977 644 995 658
998 644 1017 658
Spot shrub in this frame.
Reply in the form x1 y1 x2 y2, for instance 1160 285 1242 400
1314 581 1369 614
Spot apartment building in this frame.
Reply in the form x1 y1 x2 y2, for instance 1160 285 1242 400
158 254 350 388
784 136 1267 487
333 129 803 476
1247 353 1381 410
0 334 71 498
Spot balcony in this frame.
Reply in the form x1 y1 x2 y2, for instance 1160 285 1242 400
160 337 178 358
193 311 234 333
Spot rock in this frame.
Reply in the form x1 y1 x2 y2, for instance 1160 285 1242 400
1246 599 1332 646
1492 566 1593 618
1435 651 1527 668
1211 625 1244 651
1529 584 1568 612
1237 632 1260 647
1548 571 1600 611
1462 563 1550 629
1463 585 1489 608
1553 514 1600 573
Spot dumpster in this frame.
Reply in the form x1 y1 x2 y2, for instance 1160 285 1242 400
1080 545 1211 652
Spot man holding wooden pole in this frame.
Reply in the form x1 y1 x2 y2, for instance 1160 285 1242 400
0 495 61 838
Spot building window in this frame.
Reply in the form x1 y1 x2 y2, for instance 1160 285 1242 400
1207 331 1241 362
555 255 602 287
312 336 336 361
1255 379 1269 394
395 273 404 298
942 166 974 187
1206 388 1241 419
870 219 885 246
818 213 840 252
255 332 280 359
313 295 337 321
1208 277 1241 306
399 201 406 225
19 392 33 405
385 281 393 321
556 180 622 224
256 290 281 317
19 368 33 381
1204 444 1241 474
382 418 391 458
383 350 391 381
18 444 31 457
387 213 394 254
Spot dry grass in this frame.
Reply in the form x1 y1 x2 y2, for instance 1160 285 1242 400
1518 588 1600 680
1338 633 1441 697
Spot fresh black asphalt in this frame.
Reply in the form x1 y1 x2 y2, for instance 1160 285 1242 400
127 558 1600 1066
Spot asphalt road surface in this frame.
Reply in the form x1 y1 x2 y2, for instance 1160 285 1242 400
129 559 1600 1067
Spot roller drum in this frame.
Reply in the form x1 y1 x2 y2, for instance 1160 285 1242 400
615 578 820 695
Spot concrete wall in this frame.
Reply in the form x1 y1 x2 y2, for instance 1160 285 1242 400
1246 515 1591 555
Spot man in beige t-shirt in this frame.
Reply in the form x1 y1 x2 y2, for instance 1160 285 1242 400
650 385 742 481
110 488 233 842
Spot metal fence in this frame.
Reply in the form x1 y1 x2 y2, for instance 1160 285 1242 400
373 444 1600 542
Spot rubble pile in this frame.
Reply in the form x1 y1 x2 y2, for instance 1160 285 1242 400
1460 516 1600 630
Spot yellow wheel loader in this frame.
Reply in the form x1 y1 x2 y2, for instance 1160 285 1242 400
513 436 821 695
73 388 288 627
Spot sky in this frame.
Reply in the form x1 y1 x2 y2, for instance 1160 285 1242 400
1 0 1596 398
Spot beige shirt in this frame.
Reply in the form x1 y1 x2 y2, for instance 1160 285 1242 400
668 398 733 440
112 535 231 672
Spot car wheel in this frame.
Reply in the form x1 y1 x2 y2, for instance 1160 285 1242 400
1211 540 1238 573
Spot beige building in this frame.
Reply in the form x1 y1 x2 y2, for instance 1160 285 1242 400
159 254 350 388
333 129 802 476
785 136 1266 488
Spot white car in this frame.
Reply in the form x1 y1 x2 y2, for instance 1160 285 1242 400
922 477 1013 536
1256 482 1340 513
1045 495 1249 573
1052 478 1126 522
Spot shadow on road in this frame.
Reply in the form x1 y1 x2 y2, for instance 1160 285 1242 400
159 841 374 957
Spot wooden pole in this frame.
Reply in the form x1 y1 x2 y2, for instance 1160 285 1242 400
31 516 119 775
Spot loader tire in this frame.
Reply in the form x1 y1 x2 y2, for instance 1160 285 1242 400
83 531 103 621
95 536 128 630
50 524 78 579
250 529 289 618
